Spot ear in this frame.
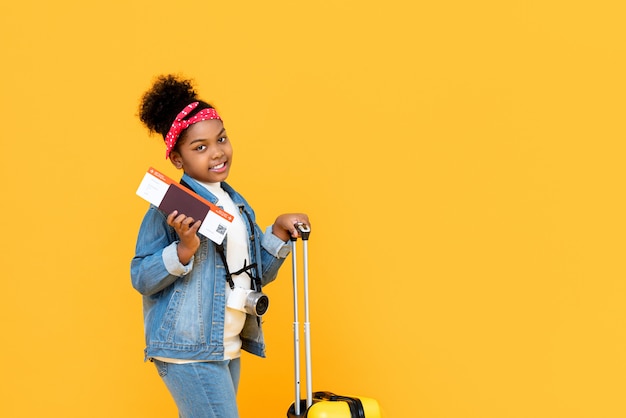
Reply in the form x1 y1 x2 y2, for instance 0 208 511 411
169 151 184 170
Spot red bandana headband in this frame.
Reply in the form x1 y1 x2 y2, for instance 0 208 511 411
164 101 221 158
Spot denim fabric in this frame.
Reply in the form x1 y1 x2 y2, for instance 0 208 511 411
131 174 290 361
154 358 241 418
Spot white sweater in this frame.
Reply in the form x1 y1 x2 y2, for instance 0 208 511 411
200 181 250 360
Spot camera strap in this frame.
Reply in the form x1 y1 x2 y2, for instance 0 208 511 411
216 243 264 325
179 178 263 292
237 206 263 292
215 243 258 290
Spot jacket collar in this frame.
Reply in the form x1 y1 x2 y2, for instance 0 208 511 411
180 173 244 207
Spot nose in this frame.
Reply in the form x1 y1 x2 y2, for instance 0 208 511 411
211 146 224 159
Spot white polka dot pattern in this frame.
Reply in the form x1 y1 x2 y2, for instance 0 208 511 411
164 101 222 158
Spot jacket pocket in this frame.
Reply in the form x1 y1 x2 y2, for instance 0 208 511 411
155 277 206 345
160 288 184 342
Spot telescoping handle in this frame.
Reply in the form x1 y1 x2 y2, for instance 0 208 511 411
291 222 312 416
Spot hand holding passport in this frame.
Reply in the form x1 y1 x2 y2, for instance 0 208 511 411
136 167 233 245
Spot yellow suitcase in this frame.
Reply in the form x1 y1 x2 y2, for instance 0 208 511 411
291 392 382 417
286 225 382 417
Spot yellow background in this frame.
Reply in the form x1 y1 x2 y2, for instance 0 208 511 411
1 1 625 417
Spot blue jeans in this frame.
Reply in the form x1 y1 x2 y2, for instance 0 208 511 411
154 359 241 418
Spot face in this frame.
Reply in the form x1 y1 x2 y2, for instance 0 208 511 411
169 119 233 183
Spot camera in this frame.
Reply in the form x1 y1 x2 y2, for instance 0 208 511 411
227 286 270 316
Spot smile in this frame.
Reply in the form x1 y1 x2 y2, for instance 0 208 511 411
210 162 227 172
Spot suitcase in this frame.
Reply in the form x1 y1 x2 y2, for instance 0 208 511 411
286 223 382 418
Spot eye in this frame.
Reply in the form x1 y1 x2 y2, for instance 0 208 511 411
218 136 228 143
195 144 207 151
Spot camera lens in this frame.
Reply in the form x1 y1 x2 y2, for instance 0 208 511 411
254 294 269 316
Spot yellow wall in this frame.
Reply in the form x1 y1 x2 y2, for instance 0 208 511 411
1 1 625 417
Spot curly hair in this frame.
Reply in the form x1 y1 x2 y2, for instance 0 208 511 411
138 74 214 139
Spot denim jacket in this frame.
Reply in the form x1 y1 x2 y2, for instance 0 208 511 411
131 173 290 361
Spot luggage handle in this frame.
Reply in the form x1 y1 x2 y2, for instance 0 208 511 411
313 392 366 418
291 222 311 241
290 222 312 415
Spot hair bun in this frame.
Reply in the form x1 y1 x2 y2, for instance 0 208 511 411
138 74 199 137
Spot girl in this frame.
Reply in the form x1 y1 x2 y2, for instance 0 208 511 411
131 74 310 418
